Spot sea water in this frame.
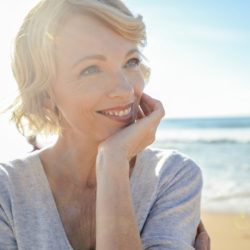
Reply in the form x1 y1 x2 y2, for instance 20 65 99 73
1 115 250 213
151 116 250 214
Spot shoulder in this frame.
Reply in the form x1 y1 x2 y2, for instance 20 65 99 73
139 147 203 191
138 148 203 248
140 147 202 175
0 152 37 179
0 152 40 202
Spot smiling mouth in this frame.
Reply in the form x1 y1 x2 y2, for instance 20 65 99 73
97 106 132 117
96 105 133 123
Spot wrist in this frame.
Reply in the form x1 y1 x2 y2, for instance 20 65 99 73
96 145 129 175
97 144 128 162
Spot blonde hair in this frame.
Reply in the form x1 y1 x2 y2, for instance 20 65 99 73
9 0 151 136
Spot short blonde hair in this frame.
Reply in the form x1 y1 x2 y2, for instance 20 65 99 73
9 0 151 136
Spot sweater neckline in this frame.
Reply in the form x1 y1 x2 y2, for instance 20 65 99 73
31 150 142 250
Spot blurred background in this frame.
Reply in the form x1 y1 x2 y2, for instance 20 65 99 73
0 1 250 249
124 0 250 215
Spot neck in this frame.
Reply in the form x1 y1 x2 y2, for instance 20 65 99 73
39 130 137 191
40 131 99 189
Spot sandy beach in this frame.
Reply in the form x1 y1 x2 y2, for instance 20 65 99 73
201 211 250 250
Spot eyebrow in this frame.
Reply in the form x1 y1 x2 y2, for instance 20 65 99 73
72 48 141 68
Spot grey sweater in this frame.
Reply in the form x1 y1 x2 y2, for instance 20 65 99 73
0 147 202 250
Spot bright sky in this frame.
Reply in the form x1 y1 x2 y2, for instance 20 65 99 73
0 0 249 159
125 0 250 118
1 0 250 118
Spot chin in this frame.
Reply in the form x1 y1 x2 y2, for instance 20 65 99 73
94 109 137 142
96 123 128 142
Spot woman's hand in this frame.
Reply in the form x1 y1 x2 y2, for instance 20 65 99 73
195 220 211 250
96 93 165 170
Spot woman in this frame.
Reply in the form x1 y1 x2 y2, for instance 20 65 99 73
0 0 209 249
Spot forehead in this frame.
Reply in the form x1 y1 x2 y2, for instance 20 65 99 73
55 14 137 63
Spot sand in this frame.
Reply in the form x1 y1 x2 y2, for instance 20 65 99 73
201 211 250 250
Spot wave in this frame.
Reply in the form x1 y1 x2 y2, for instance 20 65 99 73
155 138 250 144
155 128 250 144
209 192 250 201
203 192 250 213
160 117 250 129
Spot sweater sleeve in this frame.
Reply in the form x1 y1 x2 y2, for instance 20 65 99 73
0 205 17 250
140 151 203 250
0 164 18 250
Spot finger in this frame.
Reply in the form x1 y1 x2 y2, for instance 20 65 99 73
140 93 164 117
197 221 206 234
140 93 156 114
140 98 152 116
136 106 145 120
137 103 165 129
140 93 160 111
194 232 210 250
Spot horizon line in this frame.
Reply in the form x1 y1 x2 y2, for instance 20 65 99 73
163 114 250 120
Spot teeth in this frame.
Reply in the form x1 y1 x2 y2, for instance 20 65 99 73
102 107 131 117
124 108 131 115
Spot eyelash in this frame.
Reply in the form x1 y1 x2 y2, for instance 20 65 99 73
80 57 141 76
125 57 141 68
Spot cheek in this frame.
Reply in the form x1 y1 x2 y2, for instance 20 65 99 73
132 73 145 95
53 86 97 122
130 74 145 119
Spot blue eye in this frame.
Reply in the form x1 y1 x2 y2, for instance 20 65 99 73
125 57 141 68
80 65 99 76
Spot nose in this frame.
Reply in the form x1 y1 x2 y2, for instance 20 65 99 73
107 72 134 100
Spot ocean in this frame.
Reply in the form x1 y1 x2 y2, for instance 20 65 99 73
151 116 250 214
1 115 250 214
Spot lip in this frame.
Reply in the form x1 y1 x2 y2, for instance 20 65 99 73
97 102 134 113
97 103 134 123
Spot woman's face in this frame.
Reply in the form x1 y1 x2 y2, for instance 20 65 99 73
52 14 145 142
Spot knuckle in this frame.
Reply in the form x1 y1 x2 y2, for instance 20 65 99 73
152 134 156 141
156 100 165 117
148 137 154 145
159 103 165 116
161 106 166 117
149 131 156 143
156 99 162 107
